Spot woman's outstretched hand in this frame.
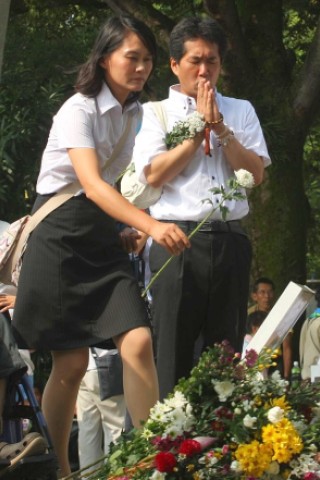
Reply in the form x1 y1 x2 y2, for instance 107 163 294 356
149 221 190 255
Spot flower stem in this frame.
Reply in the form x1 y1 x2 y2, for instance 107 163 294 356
141 188 238 298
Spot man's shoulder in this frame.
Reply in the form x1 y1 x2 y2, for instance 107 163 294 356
217 92 252 110
142 99 169 110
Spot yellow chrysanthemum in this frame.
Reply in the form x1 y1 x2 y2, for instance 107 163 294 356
235 440 273 477
261 418 303 464
267 395 291 411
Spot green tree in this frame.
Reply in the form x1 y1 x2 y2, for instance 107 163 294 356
2 0 320 296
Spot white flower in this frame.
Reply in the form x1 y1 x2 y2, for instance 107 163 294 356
267 406 284 424
243 414 257 428
141 427 153 439
213 380 235 401
242 399 253 411
266 461 280 475
163 424 182 439
165 390 188 409
234 169 255 189
230 460 242 472
234 407 242 415
150 470 166 480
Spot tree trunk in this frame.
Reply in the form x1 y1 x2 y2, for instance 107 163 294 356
0 0 11 82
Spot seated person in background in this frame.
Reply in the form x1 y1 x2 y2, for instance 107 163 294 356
247 277 275 315
248 277 293 379
0 311 47 467
242 310 267 357
300 287 320 380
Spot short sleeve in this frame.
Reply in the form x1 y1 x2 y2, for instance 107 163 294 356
54 100 96 149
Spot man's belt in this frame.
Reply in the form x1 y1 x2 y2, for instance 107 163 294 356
161 219 246 235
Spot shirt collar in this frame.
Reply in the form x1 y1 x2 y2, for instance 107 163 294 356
169 84 197 113
96 82 138 115
168 84 222 114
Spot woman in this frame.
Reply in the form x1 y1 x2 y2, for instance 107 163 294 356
12 15 189 477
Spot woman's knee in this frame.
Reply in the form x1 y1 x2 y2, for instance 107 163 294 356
115 327 153 362
51 348 89 384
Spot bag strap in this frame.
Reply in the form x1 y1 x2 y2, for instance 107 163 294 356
103 112 134 169
11 113 134 268
150 101 168 132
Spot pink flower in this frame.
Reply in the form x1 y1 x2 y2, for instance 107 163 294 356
222 444 229 455
244 349 258 367
193 436 216 450
304 473 319 480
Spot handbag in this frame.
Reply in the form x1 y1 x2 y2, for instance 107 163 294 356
0 114 133 287
0 182 81 287
120 101 167 209
91 348 124 400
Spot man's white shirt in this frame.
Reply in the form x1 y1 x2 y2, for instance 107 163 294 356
133 85 271 221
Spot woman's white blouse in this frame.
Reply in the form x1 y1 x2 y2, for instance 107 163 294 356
37 82 140 194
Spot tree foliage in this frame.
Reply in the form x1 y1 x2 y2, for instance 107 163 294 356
1 0 320 295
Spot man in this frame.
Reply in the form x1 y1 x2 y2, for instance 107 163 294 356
133 17 271 399
247 277 275 314
248 277 293 379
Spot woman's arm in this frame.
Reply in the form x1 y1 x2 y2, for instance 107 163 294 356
67 147 190 255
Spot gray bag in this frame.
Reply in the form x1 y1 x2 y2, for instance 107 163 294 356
91 348 124 400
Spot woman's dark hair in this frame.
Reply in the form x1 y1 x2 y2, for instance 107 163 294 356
75 14 157 102
169 17 228 63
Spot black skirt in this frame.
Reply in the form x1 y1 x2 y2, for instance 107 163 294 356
12 194 149 350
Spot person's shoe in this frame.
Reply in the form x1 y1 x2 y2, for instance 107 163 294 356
0 432 47 469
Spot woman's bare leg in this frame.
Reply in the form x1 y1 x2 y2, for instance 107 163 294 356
42 348 89 477
115 327 158 428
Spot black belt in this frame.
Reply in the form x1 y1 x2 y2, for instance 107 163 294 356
161 219 245 235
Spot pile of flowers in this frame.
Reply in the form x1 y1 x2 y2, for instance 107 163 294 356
83 342 320 480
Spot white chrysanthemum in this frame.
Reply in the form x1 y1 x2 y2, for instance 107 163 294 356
243 414 257 428
149 400 168 418
213 380 235 401
163 423 182 439
267 406 284 424
165 390 188 409
288 453 320 478
141 428 154 439
234 169 255 189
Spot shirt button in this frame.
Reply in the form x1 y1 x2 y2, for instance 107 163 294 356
211 176 215 180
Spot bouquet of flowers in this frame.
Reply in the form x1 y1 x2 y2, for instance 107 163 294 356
82 342 320 480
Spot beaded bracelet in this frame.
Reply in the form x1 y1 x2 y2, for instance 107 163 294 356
206 113 224 126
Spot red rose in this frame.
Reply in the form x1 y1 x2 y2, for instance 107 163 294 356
154 451 177 472
178 439 202 456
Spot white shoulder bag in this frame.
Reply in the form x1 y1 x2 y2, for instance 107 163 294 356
120 101 167 210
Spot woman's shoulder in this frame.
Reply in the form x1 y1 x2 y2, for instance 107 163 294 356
60 92 96 112
54 93 97 124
